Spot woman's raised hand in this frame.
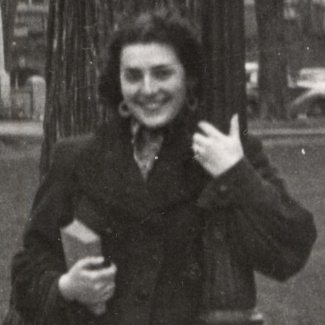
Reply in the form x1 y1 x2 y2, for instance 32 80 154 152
59 256 117 306
193 114 244 177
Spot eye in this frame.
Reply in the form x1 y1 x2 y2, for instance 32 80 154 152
123 69 143 83
152 67 173 80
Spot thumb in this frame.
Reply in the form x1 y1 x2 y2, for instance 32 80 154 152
229 114 240 138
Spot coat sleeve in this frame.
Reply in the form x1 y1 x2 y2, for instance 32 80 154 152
197 136 317 281
10 139 95 325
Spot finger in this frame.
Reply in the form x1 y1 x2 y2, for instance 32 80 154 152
192 143 208 164
102 283 115 295
102 284 116 300
95 264 117 281
193 133 209 146
96 281 115 295
85 263 117 282
193 149 207 164
192 143 201 157
197 121 223 139
76 256 104 270
229 114 240 138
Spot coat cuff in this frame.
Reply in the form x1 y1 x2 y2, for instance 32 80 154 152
41 277 72 322
197 158 258 209
41 277 88 324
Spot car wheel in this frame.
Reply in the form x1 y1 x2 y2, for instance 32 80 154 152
307 100 325 117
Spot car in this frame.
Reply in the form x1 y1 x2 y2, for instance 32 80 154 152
245 63 325 119
296 67 325 89
289 68 325 118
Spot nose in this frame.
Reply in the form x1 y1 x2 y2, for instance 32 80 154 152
141 74 156 96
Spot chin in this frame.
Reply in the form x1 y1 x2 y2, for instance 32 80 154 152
143 122 165 129
142 117 173 129
139 110 182 129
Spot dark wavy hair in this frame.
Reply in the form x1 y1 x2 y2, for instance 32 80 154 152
99 10 203 111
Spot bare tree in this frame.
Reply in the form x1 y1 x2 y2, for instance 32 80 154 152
1 0 20 71
40 0 112 175
255 0 289 120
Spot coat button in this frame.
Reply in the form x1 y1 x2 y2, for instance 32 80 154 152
135 289 150 304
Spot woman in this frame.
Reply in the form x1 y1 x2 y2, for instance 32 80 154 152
8 10 316 325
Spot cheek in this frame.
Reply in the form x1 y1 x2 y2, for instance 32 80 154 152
172 77 187 103
173 72 187 93
121 82 135 100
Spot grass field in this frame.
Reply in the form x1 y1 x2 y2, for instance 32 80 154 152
0 135 324 325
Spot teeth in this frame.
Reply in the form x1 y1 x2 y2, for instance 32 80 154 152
145 103 161 110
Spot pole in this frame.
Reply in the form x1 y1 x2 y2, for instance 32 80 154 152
199 1 262 324
201 0 247 137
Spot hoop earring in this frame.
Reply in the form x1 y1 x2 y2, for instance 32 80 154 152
186 97 198 111
118 101 131 118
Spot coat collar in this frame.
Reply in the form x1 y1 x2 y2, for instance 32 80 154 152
76 114 207 229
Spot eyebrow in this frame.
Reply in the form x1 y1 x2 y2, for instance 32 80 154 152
123 67 141 71
122 63 174 70
151 64 173 70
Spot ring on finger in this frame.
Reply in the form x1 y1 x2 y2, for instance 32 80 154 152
193 146 200 157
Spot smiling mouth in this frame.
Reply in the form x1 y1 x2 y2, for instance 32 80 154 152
136 99 168 111
144 103 163 110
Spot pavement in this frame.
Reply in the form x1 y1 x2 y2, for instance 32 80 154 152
250 126 325 146
1 120 325 147
0 121 43 137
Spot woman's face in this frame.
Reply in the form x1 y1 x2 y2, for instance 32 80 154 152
120 42 187 128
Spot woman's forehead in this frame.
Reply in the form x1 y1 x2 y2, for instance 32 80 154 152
120 42 181 69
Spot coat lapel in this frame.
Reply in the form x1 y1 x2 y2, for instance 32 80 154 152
77 120 152 223
76 117 207 229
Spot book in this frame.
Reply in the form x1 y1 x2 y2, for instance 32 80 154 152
60 218 106 315
60 218 102 269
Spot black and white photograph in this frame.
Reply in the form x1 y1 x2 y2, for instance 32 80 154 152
0 1 324 324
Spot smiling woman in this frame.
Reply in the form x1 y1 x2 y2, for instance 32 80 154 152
120 43 186 128
5 9 317 325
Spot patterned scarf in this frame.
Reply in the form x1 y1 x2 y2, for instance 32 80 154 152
131 119 164 181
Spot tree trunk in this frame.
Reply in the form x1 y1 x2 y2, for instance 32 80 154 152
201 0 247 136
1 0 20 71
40 0 113 177
255 0 289 120
199 3 264 324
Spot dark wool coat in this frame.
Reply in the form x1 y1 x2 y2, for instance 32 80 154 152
9 117 316 325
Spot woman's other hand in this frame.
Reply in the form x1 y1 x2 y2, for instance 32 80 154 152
193 114 244 177
58 256 117 306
